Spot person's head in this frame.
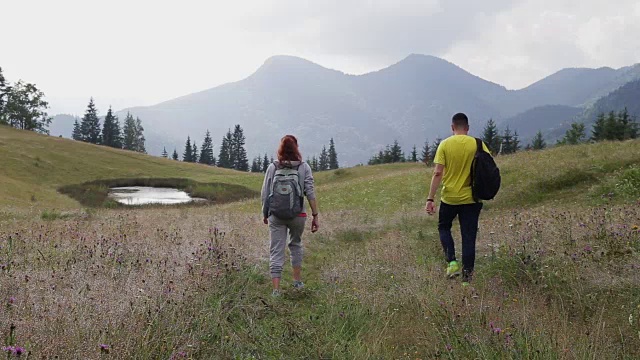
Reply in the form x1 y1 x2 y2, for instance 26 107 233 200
451 112 470 134
278 134 302 162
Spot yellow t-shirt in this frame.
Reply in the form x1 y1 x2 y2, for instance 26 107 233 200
434 135 491 205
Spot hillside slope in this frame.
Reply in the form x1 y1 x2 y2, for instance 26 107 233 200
0 126 263 209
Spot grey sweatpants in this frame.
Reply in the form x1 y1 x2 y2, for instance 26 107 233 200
269 215 306 279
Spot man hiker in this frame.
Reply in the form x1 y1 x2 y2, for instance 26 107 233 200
425 113 492 285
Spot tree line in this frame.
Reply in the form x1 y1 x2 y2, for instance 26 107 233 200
71 98 146 153
0 66 52 133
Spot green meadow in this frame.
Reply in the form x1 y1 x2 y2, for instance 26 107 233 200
1 125 640 359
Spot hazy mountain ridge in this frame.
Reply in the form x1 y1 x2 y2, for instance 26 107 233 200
51 55 640 164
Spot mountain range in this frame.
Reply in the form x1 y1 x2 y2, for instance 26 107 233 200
50 54 640 165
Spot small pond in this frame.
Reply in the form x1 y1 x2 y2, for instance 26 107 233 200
108 187 205 205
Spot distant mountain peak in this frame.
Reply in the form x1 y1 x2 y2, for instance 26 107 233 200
254 55 341 77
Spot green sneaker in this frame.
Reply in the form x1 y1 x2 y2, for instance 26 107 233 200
462 270 473 286
292 280 305 290
271 289 281 298
446 261 461 278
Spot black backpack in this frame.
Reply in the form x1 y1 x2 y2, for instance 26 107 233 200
471 138 501 202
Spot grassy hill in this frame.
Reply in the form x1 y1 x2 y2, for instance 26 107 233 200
0 126 264 209
1 126 640 358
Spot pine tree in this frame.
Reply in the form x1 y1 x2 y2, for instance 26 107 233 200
134 117 146 153
192 141 198 163
318 146 329 171
410 145 418 162
172 149 179 160
531 131 546 150
430 138 441 162
501 127 514 154
217 129 232 168
250 156 261 172
79 98 101 143
558 122 586 145
183 136 193 162
72 118 82 140
420 139 430 164
482 119 501 154
591 113 606 141
101 107 122 148
604 111 620 140
231 124 249 171
618 108 639 140
513 130 521 153
161 147 168 158
389 140 403 163
122 112 137 151
262 154 269 172
0 66 6 117
328 138 339 169
199 130 215 165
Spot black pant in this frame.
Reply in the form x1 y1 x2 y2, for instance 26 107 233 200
438 202 483 273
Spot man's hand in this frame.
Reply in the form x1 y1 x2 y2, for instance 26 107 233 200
425 201 436 215
311 216 319 233
263 217 269 225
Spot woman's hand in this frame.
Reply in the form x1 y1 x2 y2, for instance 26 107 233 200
311 215 319 233
263 217 269 225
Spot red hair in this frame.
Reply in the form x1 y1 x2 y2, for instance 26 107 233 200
278 135 302 162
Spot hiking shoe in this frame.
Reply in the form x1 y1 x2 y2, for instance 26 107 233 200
446 261 461 278
462 270 473 285
292 280 305 290
271 289 281 298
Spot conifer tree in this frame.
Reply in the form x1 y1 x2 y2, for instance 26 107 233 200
531 131 546 150
199 130 215 165
430 138 441 161
161 147 168 158
501 127 514 154
328 138 339 169
172 149 179 160
72 118 82 140
482 119 501 154
420 139 430 164
192 141 198 163
80 98 101 144
122 113 137 151
389 140 403 163
318 146 329 171
0 66 6 116
591 113 606 141
604 111 619 140
231 124 249 171
559 122 587 145
513 130 521 153
217 129 232 168
250 156 261 172
183 136 193 162
262 154 269 172
410 145 418 162
101 107 122 148
134 117 146 153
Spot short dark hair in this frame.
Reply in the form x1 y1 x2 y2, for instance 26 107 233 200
452 113 469 129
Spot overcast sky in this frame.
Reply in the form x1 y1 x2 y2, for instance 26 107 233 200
3 0 639 115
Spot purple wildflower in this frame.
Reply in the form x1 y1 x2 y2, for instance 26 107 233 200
584 245 592 253
100 344 110 354
445 344 452 351
493 327 502 334
8 296 16 304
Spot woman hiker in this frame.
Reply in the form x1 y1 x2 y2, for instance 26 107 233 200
261 135 319 297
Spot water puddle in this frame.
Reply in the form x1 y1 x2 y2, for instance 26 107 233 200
108 187 205 205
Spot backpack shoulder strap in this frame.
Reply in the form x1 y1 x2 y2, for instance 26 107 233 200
475 138 483 153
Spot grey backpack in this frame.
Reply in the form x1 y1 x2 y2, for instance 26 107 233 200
267 161 304 219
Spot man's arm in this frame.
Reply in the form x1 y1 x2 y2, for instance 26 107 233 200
425 164 445 215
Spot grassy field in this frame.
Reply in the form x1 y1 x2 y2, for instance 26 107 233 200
1 126 640 359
